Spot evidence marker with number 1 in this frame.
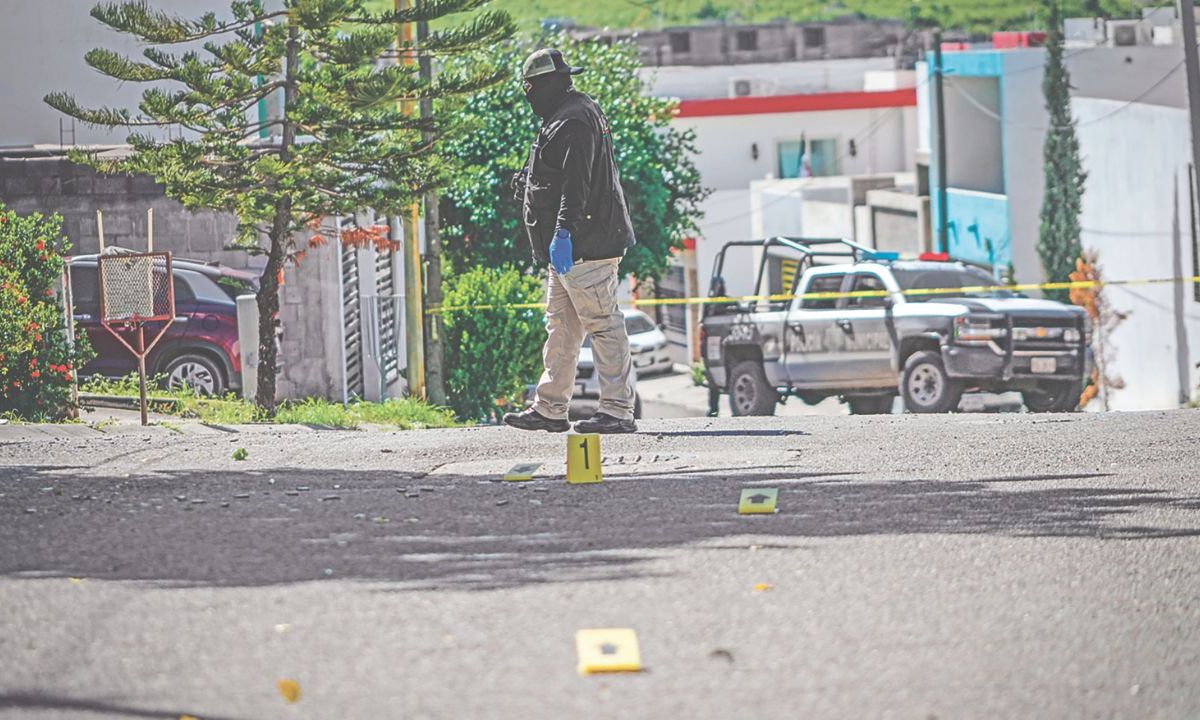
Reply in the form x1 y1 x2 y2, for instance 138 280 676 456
738 487 779 514
567 433 602 484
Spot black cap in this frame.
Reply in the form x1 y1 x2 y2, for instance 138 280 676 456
521 48 585 80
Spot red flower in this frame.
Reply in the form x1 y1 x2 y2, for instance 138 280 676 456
35 239 45 251
33 333 42 342
30 370 39 379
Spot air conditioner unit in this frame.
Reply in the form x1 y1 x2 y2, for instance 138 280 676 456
1106 19 1148 47
729 78 776 98
1063 17 1105 47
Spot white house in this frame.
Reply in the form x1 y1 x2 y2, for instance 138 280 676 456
646 59 920 362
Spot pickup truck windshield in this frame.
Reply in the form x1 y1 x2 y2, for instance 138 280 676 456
891 268 1015 301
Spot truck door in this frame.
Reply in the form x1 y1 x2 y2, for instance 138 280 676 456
782 271 845 386
835 271 896 384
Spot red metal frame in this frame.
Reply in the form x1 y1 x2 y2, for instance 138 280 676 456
97 252 176 425
98 252 175 358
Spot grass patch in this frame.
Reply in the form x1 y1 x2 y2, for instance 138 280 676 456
364 0 1134 37
79 375 461 430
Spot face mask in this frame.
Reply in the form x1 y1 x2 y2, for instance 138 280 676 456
524 74 571 119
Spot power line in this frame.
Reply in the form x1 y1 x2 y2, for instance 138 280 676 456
947 58 1185 131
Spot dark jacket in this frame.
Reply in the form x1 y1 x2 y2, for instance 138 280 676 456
520 90 637 265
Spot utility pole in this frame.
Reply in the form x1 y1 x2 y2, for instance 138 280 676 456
1180 0 1200 226
933 30 950 255
418 6 446 406
396 0 426 400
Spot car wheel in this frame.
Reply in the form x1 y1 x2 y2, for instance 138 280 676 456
163 353 225 396
1022 380 1081 413
727 360 777 416
847 395 894 415
901 350 962 413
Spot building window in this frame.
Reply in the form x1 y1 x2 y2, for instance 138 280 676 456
803 26 826 48
669 32 690 54
778 138 840 178
735 30 758 51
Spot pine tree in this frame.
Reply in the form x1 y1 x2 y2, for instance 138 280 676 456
46 0 513 414
1037 0 1086 303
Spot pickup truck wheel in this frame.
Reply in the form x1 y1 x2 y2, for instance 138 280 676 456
1022 381 1081 413
727 360 777 416
901 350 962 413
847 395 894 415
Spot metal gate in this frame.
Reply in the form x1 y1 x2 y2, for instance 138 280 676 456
373 246 401 385
340 242 364 399
654 265 690 363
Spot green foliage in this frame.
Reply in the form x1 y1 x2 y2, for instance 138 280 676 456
441 265 544 421
81 373 461 428
0 205 92 420
48 0 514 413
232 447 249 460
437 33 706 284
367 0 1132 36
1036 0 1085 303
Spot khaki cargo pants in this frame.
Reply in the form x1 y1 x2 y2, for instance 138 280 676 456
532 258 636 421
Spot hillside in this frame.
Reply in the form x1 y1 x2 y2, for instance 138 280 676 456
367 0 1130 36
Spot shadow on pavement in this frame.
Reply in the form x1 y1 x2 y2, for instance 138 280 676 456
2 464 1198 592
649 430 812 438
0 692 249 720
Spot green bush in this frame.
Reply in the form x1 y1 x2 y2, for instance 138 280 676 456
0 204 91 420
442 265 544 422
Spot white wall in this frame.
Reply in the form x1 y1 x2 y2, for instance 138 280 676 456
1074 98 1200 410
0 0 276 147
999 46 1186 287
692 189 755 298
642 57 898 100
675 105 914 192
996 50 1047 285
944 76 1003 194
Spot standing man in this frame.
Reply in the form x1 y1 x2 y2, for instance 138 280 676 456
503 48 638 434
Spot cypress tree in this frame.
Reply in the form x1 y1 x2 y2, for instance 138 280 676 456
1037 0 1086 302
46 0 513 414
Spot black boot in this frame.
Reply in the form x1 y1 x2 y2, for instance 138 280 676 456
573 412 637 434
503 407 570 432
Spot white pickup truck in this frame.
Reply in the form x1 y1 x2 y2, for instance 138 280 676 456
700 238 1091 415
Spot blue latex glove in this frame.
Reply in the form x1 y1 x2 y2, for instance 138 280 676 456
550 228 574 276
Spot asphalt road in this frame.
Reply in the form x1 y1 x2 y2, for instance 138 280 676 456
1 411 1199 719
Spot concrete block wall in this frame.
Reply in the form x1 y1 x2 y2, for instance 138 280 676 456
0 156 244 266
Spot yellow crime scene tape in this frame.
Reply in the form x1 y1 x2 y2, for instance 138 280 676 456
428 275 1200 314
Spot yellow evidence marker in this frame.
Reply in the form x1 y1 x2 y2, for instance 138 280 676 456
576 628 643 675
566 433 602 484
504 462 542 482
738 487 779 515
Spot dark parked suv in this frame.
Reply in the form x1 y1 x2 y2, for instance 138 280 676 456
68 252 259 396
